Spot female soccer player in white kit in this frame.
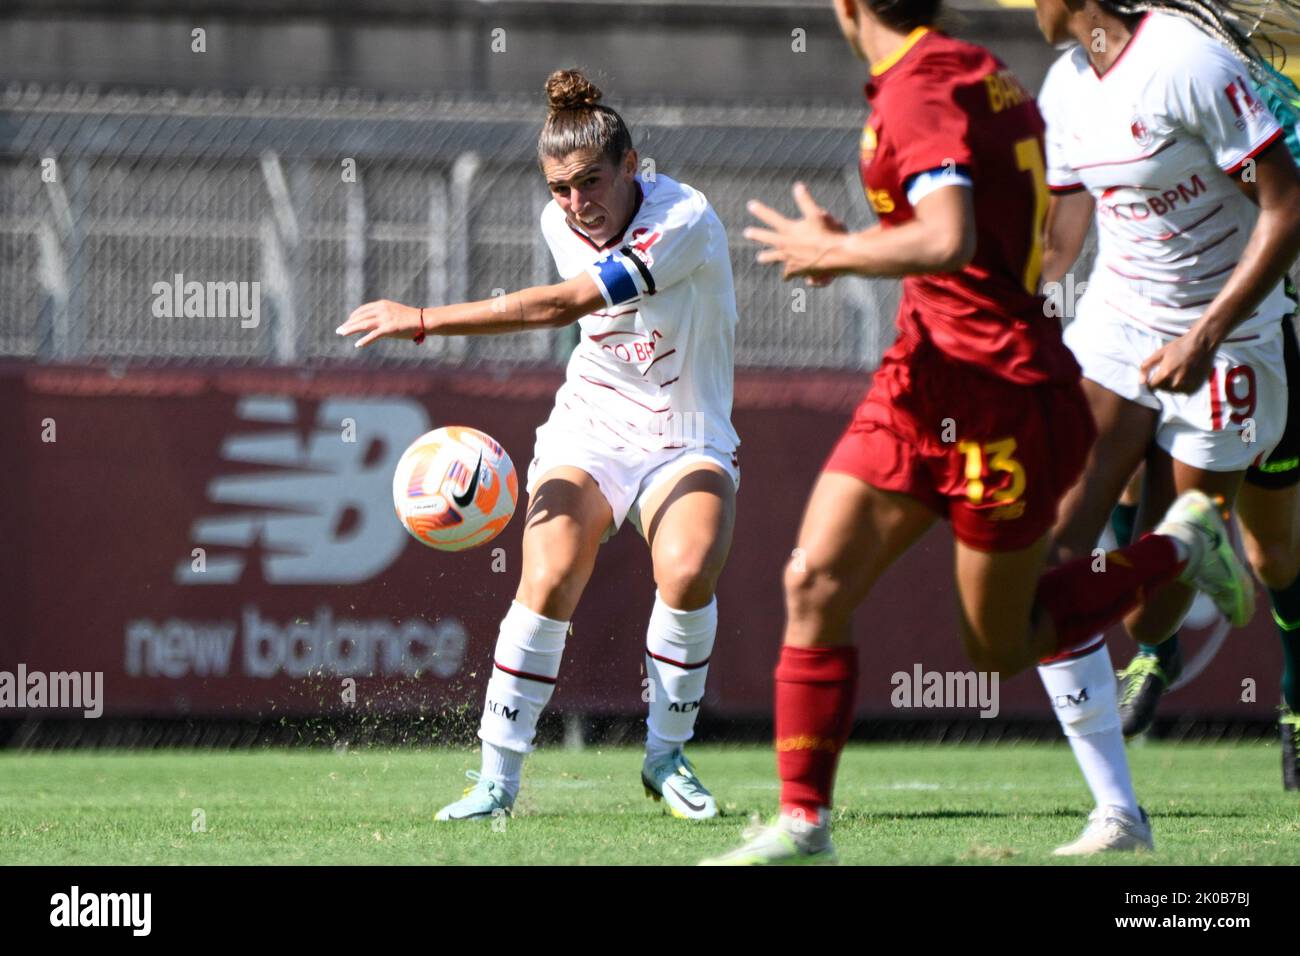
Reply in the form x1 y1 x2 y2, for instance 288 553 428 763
1029 0 1300 851
337 70 742 820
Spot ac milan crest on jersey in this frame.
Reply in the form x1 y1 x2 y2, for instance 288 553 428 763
628 226 662 266
1130 115 1152 146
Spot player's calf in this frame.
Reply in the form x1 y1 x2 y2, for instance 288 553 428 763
642 592 719 819
1244 537 1300 592
1039 642 1146 838
435 600 569 820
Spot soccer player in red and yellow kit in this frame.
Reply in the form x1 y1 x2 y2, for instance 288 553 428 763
701 0 1257 864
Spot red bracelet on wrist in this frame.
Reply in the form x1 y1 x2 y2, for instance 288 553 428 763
413 307 426 345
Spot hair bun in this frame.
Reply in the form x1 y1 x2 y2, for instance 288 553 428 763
545 69 603 112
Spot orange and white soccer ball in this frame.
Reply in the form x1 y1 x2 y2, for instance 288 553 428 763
393 426 518 551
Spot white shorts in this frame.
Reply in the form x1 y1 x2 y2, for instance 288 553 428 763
526 411 740 541
1064 309 1287 472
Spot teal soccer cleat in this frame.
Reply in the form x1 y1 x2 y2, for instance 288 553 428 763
434 770 514 822
641 749 718 820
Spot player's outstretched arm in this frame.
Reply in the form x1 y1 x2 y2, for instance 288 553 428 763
336 273 607 349
745 182 975 280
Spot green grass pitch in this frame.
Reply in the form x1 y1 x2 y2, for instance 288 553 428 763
1 742 1297 865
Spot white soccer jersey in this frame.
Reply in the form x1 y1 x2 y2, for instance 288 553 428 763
540 172 741 455
1039 12 1290 341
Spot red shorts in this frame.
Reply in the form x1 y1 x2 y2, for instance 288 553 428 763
824 339 1096 552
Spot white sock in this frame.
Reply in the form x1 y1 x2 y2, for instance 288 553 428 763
477 600 569 794
644 592 717 756
1038 642 1140 818
1064 730 1139 818
644 729 677 763
480 742 525 800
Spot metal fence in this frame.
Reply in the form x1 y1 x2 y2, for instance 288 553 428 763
0 83 905 370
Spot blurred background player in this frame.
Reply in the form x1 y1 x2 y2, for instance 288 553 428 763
1112 56 1300 791
701 0 1254 865
338 70 742 821
1031 0 1300 793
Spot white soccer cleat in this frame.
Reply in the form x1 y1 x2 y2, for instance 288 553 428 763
641 749 719 820
698 813 837 866
1053 805 1153 856
1155 490 1255 627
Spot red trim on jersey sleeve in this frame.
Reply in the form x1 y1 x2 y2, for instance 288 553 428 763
1048 182 1086 194
1222 126 1284 175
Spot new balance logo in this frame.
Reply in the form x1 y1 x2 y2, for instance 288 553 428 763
175 396 428 585
487 700 520 721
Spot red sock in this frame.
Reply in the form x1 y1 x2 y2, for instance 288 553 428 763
1036 533 1184 661
774 645 858 817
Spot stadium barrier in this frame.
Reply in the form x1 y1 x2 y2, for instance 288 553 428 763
1 362 1282 724
0 83 901 370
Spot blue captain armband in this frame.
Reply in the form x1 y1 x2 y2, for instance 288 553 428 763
904 165 973 206
587 248 648 307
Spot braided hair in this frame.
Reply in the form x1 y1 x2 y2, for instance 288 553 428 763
1098 0 1300 96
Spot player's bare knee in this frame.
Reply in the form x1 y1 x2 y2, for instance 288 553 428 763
783 557 827 603
783 561 844 622
654 549 720 609
519 559 585 617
